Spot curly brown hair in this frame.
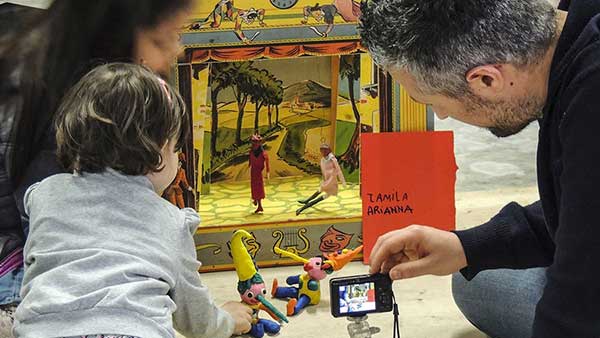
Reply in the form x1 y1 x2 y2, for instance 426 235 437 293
55 62 189 175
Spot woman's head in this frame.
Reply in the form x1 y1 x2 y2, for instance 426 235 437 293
4 0 193 85
5 0 194 184
55 63 188 192
43 0 192 76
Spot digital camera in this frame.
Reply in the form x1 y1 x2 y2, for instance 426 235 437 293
329 273 394 318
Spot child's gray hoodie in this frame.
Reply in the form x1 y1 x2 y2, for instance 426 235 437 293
14 169 233 338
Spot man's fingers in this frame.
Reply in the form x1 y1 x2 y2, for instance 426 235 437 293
370 238 404 273
380 252 409 273
388 256 433 280
369 232 401 273
369 231 406 274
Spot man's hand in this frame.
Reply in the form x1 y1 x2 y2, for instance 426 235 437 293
221 301 253 335
369 225 467 280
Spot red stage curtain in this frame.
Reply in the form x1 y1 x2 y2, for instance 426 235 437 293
190 41 365 63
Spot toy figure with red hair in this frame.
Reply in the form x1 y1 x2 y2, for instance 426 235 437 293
231 230 288 337
296 143 346 215
164 153 194 208
271 246 363 316
249 133 270 213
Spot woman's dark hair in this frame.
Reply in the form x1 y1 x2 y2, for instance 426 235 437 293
55 63 189 175
1 0 192 184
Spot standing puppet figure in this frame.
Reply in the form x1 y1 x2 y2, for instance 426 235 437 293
231 230 288 338
250 133 270 213
271 246 363 316
164 153 194 208
297 143 346 215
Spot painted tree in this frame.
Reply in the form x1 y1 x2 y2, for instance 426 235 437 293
231 62 257 145
249 70 284 131
267 77 284 128
207 63 235 157
338 54 362 173
250 69 270 132
273 82 284 126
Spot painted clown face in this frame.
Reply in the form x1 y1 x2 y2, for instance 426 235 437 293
241 282 268 305
304 257 329 280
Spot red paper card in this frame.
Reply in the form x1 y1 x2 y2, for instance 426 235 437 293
361 131 457 263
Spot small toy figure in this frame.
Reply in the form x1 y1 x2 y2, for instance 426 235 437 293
301 0 361 37
250 133 270 213
271 246 363 316
164 153 194 208
189 0 266 43
297 143 346 215
231 230 288 338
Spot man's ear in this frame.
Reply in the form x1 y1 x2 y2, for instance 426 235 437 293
465 65 506 95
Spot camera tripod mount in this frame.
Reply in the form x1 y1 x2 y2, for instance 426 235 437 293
347 315 381 338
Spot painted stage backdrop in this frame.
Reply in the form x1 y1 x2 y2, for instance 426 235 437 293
190 53 379 191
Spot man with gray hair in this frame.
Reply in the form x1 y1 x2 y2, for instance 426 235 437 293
361 0 600 337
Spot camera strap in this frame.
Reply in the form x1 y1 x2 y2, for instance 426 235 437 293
392 292 401 338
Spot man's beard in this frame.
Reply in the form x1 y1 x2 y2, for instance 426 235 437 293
465 94 545 138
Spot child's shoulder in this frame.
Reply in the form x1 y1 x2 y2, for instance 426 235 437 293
148 198 200 234
26 173 78 200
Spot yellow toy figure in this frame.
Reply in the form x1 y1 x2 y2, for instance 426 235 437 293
271 246 363 316
231 230 288 338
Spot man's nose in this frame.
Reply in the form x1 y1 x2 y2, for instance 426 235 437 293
434 109 449 120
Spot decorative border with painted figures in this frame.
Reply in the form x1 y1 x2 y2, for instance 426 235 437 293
194 217 362 272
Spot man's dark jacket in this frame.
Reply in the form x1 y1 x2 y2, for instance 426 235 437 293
456 0 600 336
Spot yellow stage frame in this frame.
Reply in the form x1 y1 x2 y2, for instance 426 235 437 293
176 0 432 271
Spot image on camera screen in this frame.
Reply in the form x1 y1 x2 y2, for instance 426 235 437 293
338 282 376 314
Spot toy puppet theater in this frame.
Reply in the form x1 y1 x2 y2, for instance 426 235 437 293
173 0 434 271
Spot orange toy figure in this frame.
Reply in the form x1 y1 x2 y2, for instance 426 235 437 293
249 133 270 214
164 153 194 208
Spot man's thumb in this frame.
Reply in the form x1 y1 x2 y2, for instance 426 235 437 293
389 257 432 280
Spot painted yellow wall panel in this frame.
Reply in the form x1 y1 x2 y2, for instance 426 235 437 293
191 67 210 194
400 85 427 132
360 53 372 86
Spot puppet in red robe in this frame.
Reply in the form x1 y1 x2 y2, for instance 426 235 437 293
249 133 270 213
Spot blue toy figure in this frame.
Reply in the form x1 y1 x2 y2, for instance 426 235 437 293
271 246 363 316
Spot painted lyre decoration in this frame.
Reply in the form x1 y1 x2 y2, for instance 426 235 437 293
196 243 223 255
228 231 262 259
272 229 310 256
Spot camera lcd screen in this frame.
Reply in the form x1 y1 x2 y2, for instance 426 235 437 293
338 282 377 314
